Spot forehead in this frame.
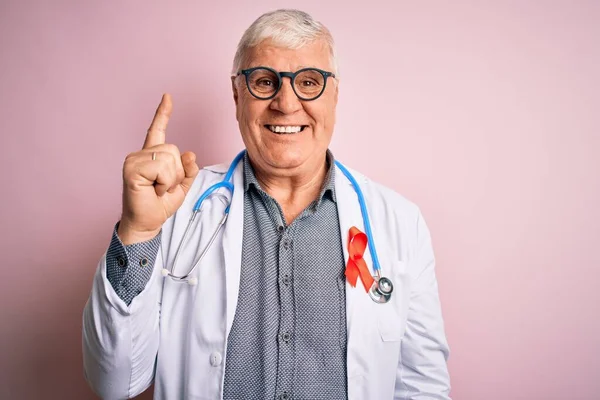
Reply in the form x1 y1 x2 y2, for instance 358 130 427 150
245 38 332 71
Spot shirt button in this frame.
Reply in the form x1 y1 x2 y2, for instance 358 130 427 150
139 257 149 267
117 257 126 267
282 274 291 285
282 238 291 249
277 225 284 233
279 392 290 400
281 332 291 343
209 352 222 366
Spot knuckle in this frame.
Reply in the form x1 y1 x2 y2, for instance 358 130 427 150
122 153 137 173
163 151 176 165
157 155 171 169
165 143 180 156
122 164 136 184
176 168 185 182
161 156 176 175
124 151 137 163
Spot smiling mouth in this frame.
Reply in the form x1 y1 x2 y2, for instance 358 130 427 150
264 124 308 134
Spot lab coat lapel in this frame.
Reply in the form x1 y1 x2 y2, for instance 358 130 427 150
221 160 244 337
334 164 374 383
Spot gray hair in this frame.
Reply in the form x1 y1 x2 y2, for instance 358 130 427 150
231 9 338 76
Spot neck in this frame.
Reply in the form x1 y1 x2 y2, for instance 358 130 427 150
250 153 329 223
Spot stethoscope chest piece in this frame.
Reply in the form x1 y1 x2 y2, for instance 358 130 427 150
369 276 394 304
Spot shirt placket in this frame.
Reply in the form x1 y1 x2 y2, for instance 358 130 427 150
274 210 295 400
257 191 296 400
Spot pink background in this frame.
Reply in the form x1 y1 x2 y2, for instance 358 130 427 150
1 1 598 399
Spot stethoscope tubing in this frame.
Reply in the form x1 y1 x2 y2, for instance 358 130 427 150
163 150 392 303
333 160 382 276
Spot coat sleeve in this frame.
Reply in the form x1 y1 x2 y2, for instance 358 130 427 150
395 210 452 399
82 244 164 399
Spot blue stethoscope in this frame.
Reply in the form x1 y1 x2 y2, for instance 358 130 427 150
161 150 393 304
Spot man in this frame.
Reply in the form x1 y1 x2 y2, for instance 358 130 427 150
83 9 451 400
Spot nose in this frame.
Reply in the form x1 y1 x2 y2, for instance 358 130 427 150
269 77 302 114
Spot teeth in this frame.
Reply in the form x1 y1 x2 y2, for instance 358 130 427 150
268 125 303 133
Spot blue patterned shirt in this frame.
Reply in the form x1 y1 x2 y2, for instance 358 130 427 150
105 150 348 400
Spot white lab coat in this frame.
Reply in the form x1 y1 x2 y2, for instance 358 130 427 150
83 160 451 400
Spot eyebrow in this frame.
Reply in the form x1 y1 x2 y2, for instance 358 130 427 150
246 65 319 71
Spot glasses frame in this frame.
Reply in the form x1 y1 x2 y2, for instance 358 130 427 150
236 66 336 101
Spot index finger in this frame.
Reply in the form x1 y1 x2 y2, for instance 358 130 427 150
143 93 173 149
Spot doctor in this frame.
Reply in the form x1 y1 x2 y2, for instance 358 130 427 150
83 9 451 400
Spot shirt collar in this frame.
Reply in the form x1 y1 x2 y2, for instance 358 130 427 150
243 150 337 204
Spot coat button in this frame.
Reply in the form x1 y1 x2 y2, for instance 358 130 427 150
209 352 222 366
117 257 126 267
139 257 149 267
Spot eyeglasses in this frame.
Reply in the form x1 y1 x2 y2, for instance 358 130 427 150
235 66 336 101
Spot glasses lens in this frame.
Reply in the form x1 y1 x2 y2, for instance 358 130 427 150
247 68 279 98
294 69 326 99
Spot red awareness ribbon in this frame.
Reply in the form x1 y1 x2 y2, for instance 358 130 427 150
345 226 375 292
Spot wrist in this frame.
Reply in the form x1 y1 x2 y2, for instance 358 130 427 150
117 219 161 245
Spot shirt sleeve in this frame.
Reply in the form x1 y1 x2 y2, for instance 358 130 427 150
105 222 162 306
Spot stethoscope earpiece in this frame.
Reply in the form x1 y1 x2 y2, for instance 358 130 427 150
369 276 394 304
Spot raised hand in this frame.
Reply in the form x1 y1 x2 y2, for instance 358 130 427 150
117 94 199 244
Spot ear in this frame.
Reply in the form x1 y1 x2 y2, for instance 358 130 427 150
333 78 339 105
231 76 239 106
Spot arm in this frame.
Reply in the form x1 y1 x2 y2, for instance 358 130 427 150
82 227 163 399
81 94 198 399
396 210 451 399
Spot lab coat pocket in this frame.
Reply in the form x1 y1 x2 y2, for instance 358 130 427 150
377 260 410 342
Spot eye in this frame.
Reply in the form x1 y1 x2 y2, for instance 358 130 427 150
300 79 317 87
256 78 275 87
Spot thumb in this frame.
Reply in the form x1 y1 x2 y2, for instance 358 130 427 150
179 151 200 194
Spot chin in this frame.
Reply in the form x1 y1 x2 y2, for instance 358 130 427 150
264 150 307 169
244 126 326 170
